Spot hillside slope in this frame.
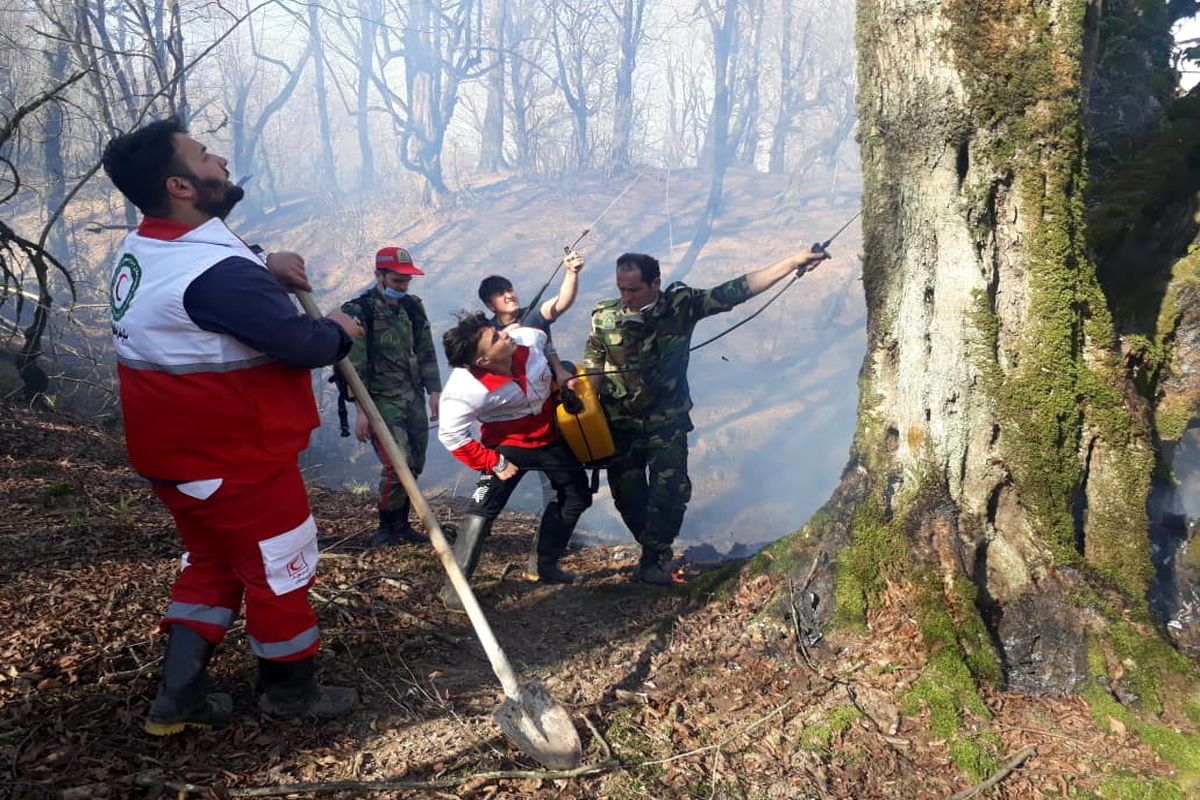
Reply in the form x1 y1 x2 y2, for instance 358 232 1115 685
0 409 1180 798
241 167 865 552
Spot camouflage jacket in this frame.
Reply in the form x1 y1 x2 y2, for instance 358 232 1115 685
341 289 441 402
582 276 752 431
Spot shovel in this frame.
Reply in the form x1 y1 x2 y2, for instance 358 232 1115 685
300 291 583 770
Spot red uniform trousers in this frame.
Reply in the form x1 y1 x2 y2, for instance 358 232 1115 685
151 463 321 662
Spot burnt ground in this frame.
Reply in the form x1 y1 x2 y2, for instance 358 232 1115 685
0 408 1183 799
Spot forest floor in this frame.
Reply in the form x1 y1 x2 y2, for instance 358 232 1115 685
0 408 1185 799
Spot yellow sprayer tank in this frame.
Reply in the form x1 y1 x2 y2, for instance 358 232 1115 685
556 371 615 465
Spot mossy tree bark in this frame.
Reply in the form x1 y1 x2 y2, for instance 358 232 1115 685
762 0 1200 764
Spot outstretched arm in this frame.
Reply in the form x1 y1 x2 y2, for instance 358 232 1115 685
744 246 829 298
540 249 584 321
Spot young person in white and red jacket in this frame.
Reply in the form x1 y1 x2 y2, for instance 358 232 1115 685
436 312 592 612
102 117 362 735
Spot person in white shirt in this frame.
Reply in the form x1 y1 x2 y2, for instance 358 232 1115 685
436 312 592 612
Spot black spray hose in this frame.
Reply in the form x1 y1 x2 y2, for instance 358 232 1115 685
569 210 863 382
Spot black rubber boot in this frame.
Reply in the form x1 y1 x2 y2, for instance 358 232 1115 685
633 547 675 586
534 556 577 584
439 514 491 614
524 502 576 583
372 506 429 546
144 625 233 736
522 516 547 582
256 657 358 719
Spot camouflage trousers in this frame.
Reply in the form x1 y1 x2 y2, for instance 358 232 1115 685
370 396 429 515
607 425 691 554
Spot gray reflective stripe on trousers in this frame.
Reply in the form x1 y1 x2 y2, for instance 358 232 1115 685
165 601 236 629
248 626 320 659
117 354 273 374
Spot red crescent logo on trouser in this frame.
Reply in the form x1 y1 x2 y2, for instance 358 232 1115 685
287 553 308 578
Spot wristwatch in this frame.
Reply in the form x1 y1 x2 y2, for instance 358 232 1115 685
491 455 509 476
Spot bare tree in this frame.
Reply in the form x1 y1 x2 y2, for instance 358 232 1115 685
608 0 648 170
505 0 554 169
767 0 812 174
1 72 86 401
478 0 508 171
224 9 314 207
545 0 606 169
306 2 340 193
676 0 738 277
728 0 764 168
367 0 485 202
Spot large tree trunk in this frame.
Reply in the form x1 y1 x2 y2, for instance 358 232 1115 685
766 0 1199 772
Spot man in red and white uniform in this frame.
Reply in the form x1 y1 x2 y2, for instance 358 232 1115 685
102 117 362 735
436 312 592 611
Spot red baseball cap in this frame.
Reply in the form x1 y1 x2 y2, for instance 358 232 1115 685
375 246 424 276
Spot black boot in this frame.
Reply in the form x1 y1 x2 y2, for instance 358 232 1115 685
634 547 675 586
524 502 576 584
523 516 546 582
372 506 429 546
438 514 491 614
144 625 233 736
256 657 358 719
533 556 577 584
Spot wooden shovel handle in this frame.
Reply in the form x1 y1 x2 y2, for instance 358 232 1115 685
299 291 522 699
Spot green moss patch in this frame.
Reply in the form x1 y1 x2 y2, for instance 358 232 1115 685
832 498 908 627
1097 774 1186 800
1085 635 1200 788
799 704 863 751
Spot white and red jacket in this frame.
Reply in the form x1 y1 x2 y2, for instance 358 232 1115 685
438 328 559 472
111 217 318 481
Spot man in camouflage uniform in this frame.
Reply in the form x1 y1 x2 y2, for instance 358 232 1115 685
582 248 829 584
343 246 442 546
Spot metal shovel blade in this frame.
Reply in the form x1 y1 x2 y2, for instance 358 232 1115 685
493 679 583 770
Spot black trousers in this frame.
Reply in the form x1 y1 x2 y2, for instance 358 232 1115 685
467 440 591 559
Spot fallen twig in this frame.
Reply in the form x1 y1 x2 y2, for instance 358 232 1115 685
165 759 619 796
947 745 1036 800
641 695 799 767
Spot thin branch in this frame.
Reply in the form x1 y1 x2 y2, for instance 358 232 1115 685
0 68 91 150
640 695 800 767
947 746 1036 800
37 0 277 252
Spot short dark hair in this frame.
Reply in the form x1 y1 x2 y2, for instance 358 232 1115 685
443 311 492 368
616 252 660 284
101 117 189 216
478 275 513 306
